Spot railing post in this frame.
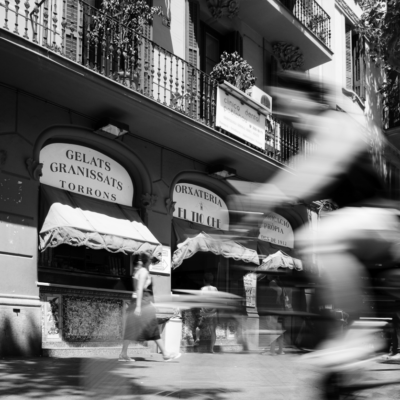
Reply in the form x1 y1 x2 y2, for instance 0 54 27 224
163 49 167 105
150 42 155 99
42 0 49 47
23 0 30 39
169 55 173 107
108 26 114 79
135 36 141 92
157 45 161 102
51 0 57 50
77 0 83 61
4 0 10 30
14 0 20 34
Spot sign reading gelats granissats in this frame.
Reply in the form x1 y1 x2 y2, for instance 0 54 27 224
173 183 229 230
40 143 134 206
259 212 294 249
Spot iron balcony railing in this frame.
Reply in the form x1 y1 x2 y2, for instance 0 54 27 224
279 0 331 48
0 0 314 167
383 73 400 132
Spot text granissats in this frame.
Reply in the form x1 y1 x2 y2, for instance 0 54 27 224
50 163 123 190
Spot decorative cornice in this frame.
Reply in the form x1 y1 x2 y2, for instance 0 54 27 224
206 0 239 20
272 42 304 71
335 0 359 26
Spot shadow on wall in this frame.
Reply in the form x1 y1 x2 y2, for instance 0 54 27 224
0 357 241 399
0 311 41 357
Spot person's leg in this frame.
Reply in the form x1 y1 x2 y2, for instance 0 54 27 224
270 339 276 354
120 340 129 356
155 338 167 356
155 338 182 361
195 326 201 343
209 319 217 353
277 320 285 354
119 340 135 361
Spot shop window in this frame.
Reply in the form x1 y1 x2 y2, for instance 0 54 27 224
39 245 130 277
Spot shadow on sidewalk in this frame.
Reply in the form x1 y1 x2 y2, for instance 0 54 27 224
0 357 241 399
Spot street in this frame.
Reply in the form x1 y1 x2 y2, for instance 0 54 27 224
1 350 399 399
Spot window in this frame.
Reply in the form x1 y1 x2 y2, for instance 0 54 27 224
39 245 130 277
345 24 366 100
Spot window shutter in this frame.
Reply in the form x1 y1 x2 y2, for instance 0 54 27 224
345 27 352 90
223 31 243 57
353 34 362 97
186 0 200 68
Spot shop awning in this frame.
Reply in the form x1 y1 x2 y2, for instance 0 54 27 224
39 185 163 260
256 250 303 272
172 232 260 269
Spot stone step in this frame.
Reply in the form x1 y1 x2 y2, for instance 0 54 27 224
181 344 244 353
42 346 151 358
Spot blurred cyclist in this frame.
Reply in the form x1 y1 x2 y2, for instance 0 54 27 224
230 71 400 346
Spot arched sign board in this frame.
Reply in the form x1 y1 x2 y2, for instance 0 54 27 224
259 212 294 249
173 183 229 230
40 143 134 206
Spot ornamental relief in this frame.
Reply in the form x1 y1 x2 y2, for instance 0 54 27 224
206 0 239 19
272 42 304 71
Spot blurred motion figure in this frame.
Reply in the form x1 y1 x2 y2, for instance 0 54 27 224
231 71 400 355
193 273 219 353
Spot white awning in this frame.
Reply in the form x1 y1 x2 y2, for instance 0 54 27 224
172 232 260 269
256 250 303 272
39 185 162 260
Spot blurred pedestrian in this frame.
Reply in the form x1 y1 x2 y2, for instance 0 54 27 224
268 277 286 355
193 273 218 353
119 253 181 362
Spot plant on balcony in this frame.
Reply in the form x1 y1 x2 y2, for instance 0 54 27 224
89 0 163 68
210 51 256 92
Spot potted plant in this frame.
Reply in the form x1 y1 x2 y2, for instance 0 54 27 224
210 51 256 92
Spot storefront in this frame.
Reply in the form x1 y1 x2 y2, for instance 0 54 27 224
168 175 260 351
35 127 165 357
253 206 318 351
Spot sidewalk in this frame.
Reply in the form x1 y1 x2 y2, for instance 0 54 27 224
0 350 399 399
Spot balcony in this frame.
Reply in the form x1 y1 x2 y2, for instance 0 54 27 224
0 0 313 175
239 0 332 70
279 0 331 48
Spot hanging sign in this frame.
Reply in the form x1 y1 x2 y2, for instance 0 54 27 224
215 87 266 150
150 245 171 275
173 183 229 230
243 273 257 307
259 212 294 249
40 143 134 206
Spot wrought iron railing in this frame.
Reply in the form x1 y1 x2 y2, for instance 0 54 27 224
0 0 313 167
279 0 331 48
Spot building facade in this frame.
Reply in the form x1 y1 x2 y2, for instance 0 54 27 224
0 0 334 357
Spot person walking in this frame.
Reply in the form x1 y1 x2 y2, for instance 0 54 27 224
193 273 218 353
268 277 286 355
119 253 181 362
